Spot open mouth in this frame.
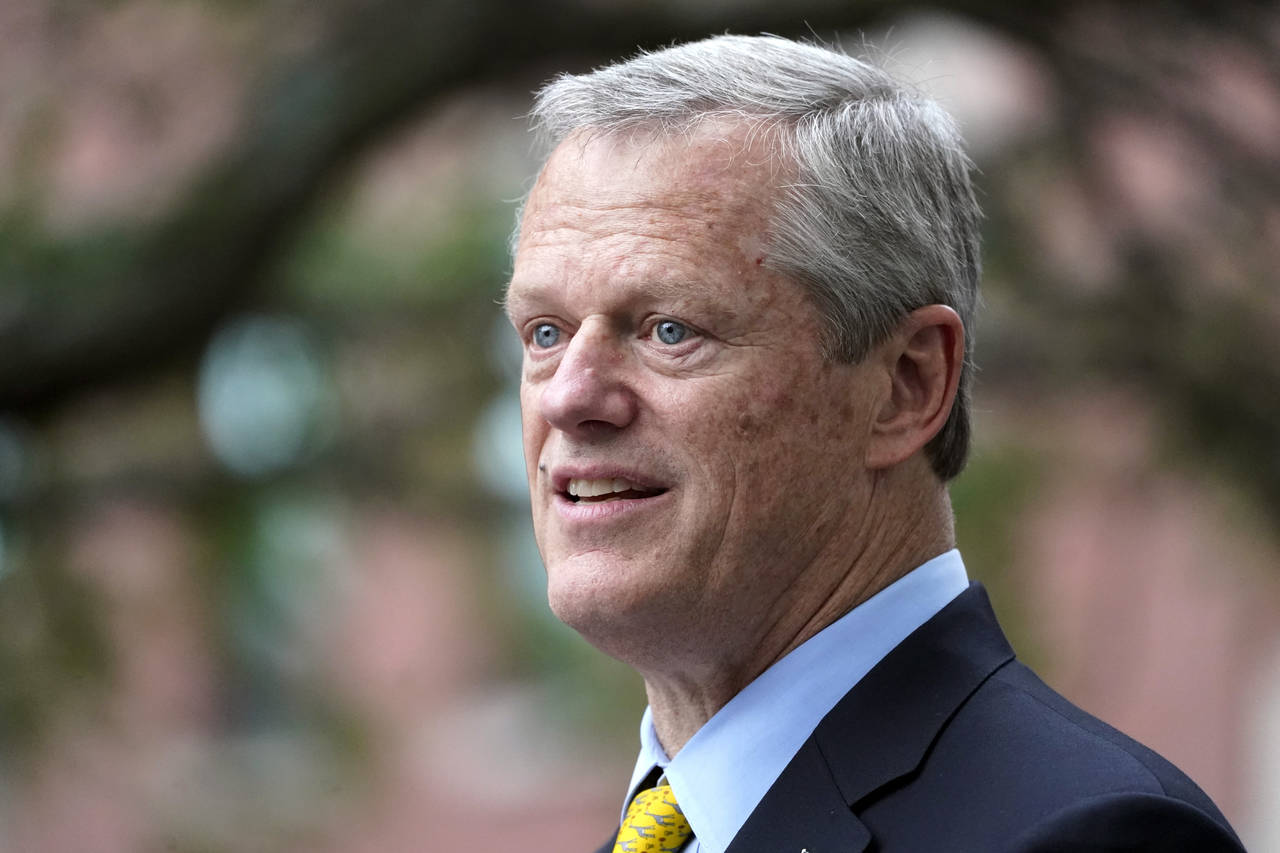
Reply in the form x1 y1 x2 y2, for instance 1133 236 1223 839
564 477 667 503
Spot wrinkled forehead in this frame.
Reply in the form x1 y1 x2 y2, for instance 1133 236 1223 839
529 119 791 219
507 120 793 319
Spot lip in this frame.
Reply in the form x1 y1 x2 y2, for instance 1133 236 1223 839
549 465 668 495
552 487 674 523
546 464 672 525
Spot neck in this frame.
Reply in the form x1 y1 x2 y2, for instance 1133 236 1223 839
645 468 954 757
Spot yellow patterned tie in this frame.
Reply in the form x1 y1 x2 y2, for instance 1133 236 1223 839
612 783 693 853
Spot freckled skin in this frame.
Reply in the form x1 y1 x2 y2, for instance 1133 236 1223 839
506 124 957 753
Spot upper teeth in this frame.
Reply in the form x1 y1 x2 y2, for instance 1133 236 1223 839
568 478 642 498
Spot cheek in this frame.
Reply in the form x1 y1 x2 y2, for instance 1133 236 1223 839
735 370 860 476
519 389 547 466
667 354 860 487
700 381 807 479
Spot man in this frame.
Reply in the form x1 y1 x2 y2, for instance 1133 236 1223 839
504 34 1243 852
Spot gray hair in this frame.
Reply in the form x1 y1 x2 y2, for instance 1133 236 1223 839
522 34 982 480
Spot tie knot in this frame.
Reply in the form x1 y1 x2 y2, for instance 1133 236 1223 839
612 783 693 853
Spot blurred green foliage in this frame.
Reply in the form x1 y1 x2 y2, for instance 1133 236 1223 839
0 1 1276 847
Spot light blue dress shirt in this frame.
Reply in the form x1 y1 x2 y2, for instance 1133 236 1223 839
619 549 970 853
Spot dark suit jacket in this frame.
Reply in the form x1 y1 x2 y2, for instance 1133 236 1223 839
596 584 1244 852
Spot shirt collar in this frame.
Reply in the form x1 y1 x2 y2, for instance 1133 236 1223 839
621 549 970 853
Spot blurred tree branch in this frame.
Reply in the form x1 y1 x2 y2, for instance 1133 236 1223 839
0 0 889 414
1 0 1277 518
988 2 1280 509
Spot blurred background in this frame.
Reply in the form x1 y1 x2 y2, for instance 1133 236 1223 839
1 1 1278 850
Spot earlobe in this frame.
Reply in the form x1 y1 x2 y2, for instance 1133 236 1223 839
866 305 965 471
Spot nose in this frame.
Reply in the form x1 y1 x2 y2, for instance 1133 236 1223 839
536 320 638 436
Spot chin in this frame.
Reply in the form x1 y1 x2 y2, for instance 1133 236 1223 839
544 560 675 660
546 569 621 634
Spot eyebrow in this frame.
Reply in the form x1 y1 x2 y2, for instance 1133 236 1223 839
504 276 702 316
500 281 534 321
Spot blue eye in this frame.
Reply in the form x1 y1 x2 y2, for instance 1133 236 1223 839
653 320 688 345
532 323 560 348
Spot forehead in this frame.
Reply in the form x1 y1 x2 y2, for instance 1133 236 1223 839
535 122 783 209
508 124 787 308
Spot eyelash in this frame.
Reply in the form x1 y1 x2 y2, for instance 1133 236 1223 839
530 322 561 349
522 318 702 353
646 318 692 346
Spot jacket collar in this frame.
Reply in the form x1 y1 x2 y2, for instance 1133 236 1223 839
726 583 1015 853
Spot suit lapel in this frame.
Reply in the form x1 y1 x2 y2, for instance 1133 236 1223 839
726 737 871 853
727 584 1015 852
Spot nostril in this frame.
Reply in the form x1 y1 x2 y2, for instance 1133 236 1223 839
537 350 638 433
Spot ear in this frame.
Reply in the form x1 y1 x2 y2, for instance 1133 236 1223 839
865 305 965 471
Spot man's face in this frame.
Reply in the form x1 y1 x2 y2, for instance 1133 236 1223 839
506 127 880 669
